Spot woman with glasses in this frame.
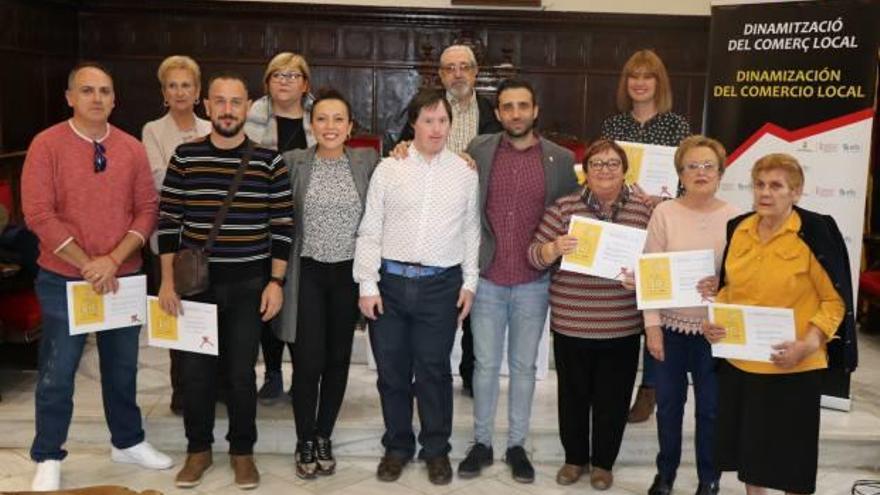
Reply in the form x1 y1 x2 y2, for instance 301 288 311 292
245 52 315 403
141 55 212 415
641 136 740 495
528 139 651 491
704 154 853 495
600 49 691 425
274 88 378 479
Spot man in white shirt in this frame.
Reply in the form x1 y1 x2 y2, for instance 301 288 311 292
354 89 480 486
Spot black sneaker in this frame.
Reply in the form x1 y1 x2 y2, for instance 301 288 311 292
295 440 317 479
504 446 535 483
315 437 336 475
457 443 493 479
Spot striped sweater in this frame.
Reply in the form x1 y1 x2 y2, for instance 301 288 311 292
528 187 651 340
157 137 294 276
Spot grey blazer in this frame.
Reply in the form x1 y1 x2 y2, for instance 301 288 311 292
272 145 379 342
466 133 579 273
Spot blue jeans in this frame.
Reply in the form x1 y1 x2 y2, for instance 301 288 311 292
31 270 144 462
471 274 550 447
369 266 462 460
654 327 719 484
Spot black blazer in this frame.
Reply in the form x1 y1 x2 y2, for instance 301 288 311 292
718 205 857 371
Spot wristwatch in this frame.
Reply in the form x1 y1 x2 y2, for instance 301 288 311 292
269 276 286 287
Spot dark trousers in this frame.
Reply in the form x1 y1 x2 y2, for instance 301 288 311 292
180 272 265 454
654 328 719 484
554 332 640 470
369 266 462 460
291 258 359 442
261 325 295 375
459 316 474 388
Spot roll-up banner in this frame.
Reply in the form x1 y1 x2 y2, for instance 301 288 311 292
705 0 879 410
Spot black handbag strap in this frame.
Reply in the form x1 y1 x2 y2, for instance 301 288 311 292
204 140 253 251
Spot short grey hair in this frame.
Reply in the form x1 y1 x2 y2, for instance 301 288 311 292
440 45 477 67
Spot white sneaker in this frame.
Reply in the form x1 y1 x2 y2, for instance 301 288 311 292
111 441 174 470
31 460 61 491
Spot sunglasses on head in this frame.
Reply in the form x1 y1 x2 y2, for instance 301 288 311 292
93 141 107 173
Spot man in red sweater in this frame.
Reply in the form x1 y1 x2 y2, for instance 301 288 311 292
21 62 172 491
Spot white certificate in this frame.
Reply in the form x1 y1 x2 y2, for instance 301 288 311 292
619 141 679 198
560 216 647 281
636 249 716 310
709 303 796 362
147 297 219 356
66 275 147 335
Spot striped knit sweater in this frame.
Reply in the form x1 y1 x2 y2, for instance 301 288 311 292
528 187 651 339
157 137 294 278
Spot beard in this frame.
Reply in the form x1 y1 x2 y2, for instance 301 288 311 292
212 115 244 138
503 120 534 139
447 81 473 100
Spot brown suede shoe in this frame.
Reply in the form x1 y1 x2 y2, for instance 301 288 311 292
230 454 260 490
628 386 656 423
590 467 614 490
556 463 586 485
376 455 408 482
175 451 213 488
426 455 452 485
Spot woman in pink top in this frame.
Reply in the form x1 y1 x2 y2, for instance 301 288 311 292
643 136 740 495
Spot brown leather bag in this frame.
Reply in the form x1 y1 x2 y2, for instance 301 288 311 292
172 143 253 296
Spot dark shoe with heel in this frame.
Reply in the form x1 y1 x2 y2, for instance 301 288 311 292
316 437 336 475
376 455 408 482
295 440 317 480
648 474 673 495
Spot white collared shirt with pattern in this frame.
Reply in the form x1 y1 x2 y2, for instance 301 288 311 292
353 144 480 297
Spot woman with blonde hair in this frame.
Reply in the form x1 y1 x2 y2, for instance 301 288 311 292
642 135 740 495
601 49 691 423
245 52 316 403
141 55 211 415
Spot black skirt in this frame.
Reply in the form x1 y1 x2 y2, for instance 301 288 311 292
715 360 823 494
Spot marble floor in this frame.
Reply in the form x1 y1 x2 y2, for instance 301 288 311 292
1 330 880 493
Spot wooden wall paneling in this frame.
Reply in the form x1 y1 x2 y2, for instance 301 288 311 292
272 23 305 56
584 72 621 141
375 68 422 135
306 24 339 61
1 53 49 152
519 31 554 68
309 66 375 133
485 31 520 66
555 32 586 69
526 72 587 139
376 28 410 63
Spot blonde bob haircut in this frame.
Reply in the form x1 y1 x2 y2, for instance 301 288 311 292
674 135 727 176
616 49 673 113
157 55 202 90
751 153 805 191
263 52 311 94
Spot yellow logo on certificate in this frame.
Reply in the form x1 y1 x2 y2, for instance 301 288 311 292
72 284 104 326
713 307 746 345
620 143 644 185
639 257 672 301
568 221 602 268
149 299 179 341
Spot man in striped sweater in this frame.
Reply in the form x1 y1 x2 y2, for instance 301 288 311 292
157 73 294 490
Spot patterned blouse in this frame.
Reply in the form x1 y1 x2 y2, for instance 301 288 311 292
300 154 362 263
600 111 690 147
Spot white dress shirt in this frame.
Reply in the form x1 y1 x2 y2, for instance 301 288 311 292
353 145 480 297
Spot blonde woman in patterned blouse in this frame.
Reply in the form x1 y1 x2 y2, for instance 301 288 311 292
273 88 378 480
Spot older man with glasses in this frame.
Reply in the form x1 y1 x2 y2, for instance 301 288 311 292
21 61 172 491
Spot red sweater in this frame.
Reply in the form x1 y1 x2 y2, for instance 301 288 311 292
22 121 157 278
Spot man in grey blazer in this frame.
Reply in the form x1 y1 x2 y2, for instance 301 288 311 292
458 79 578 483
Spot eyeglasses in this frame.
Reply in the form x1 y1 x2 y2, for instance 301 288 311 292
587 158 622 171
440 63 476 75
683 161 719 173
271 71 304 82
93 141 107 173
